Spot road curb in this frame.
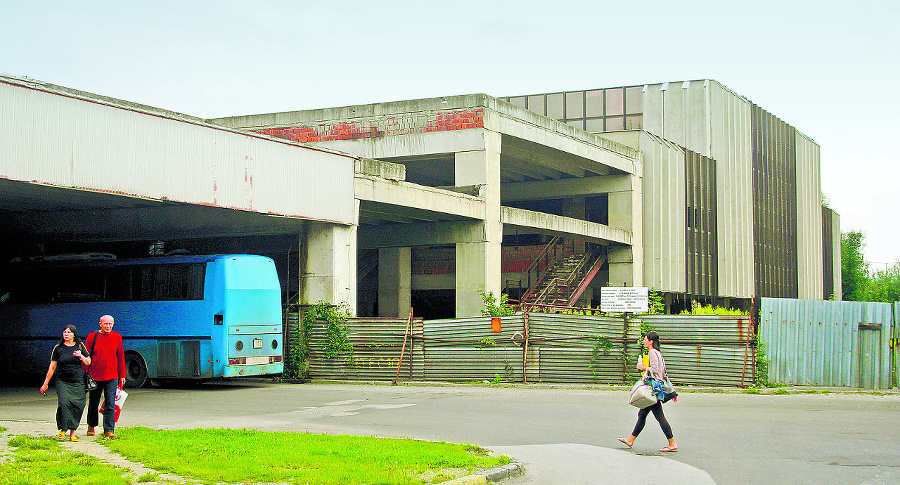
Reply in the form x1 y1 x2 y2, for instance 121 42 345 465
481 461 525 481
441 462 525 484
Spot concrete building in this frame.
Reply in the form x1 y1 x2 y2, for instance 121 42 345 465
215 79 841 315
0 74 840 320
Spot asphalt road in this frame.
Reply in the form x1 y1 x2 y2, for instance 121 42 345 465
2 380 899 484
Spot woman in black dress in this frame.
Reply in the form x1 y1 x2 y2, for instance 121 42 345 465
40 324 91 441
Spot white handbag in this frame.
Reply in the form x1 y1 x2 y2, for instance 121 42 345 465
628 371 658 408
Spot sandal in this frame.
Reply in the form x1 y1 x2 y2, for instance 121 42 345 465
69 434 79 442
617 438 633 448
55 431 66 440
659 446 678 452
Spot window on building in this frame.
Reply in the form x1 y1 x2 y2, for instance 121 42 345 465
527 95 545 116
625 86 643 115
585 118 604 132
605 88 624 116
585 90 603 117
565 91 584 118
547 93 564 119
605 116 624 131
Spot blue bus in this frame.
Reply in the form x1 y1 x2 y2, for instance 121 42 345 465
0 253 284 387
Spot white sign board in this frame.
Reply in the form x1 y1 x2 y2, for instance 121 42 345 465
600 287 649 313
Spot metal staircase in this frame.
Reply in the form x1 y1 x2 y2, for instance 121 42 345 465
518 242 606 311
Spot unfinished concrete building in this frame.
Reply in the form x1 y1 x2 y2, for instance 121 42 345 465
1 74 840 319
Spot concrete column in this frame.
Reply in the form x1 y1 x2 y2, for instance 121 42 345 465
454 131 502 317
299 222 357 314
378 247 411 318
607 174 643 287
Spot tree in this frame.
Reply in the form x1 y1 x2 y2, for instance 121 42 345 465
864 265 900 303
840 231 869 301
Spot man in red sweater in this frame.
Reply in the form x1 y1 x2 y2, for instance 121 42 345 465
85 314 126 439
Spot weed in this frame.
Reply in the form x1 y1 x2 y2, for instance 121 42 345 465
137 472 161 482
479 291 516 317
477 337 496 348
774 389 790 395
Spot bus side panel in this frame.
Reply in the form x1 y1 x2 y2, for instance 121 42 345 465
0 300 212 379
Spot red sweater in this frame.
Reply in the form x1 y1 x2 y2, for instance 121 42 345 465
86 330 126 381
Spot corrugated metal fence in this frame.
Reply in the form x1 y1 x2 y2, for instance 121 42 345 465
287 314 425 381
759 298 896 389
633 315 755 387
290 312 755 387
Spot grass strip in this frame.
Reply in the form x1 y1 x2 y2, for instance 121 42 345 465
103 427 509 484
0 435 131 485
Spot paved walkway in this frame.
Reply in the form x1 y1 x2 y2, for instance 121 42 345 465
0 419 194 484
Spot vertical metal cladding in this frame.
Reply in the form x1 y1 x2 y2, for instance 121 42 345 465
643 80 754 299
824 209 842 299
752 104 798 298
759 298 893 388
795 134 824 299
707 81 754 299
822 207 835 300
685 149 718 297
640 132 687 294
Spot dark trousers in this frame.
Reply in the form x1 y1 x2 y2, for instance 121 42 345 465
87 379 118 433
632 401 674 440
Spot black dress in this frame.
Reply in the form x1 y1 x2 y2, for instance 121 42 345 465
50 342 88 431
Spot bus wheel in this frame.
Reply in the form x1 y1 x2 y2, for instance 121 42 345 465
125 352 148 388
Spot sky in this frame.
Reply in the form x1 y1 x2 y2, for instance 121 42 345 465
2 0 898 267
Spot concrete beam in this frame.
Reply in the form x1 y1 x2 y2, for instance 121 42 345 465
354 176 485 220
494 115 638 175
502 175 633 202
358 220 487 248
500 207 632 245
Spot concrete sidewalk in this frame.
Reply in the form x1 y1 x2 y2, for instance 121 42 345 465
489 443 715 485
1 419 712 485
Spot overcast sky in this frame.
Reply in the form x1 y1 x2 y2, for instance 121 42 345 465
2 0 897 267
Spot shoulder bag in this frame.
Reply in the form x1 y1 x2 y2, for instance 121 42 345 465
84 333 98 391
660 373 677 403
628 370 658 408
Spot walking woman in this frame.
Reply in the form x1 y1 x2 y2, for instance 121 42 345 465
618 330 678 452
40 325 91 441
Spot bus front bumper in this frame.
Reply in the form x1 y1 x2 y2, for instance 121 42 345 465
223 362 283 377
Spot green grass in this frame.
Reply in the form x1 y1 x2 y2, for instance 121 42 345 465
103 427 509 484
0 435 131 485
